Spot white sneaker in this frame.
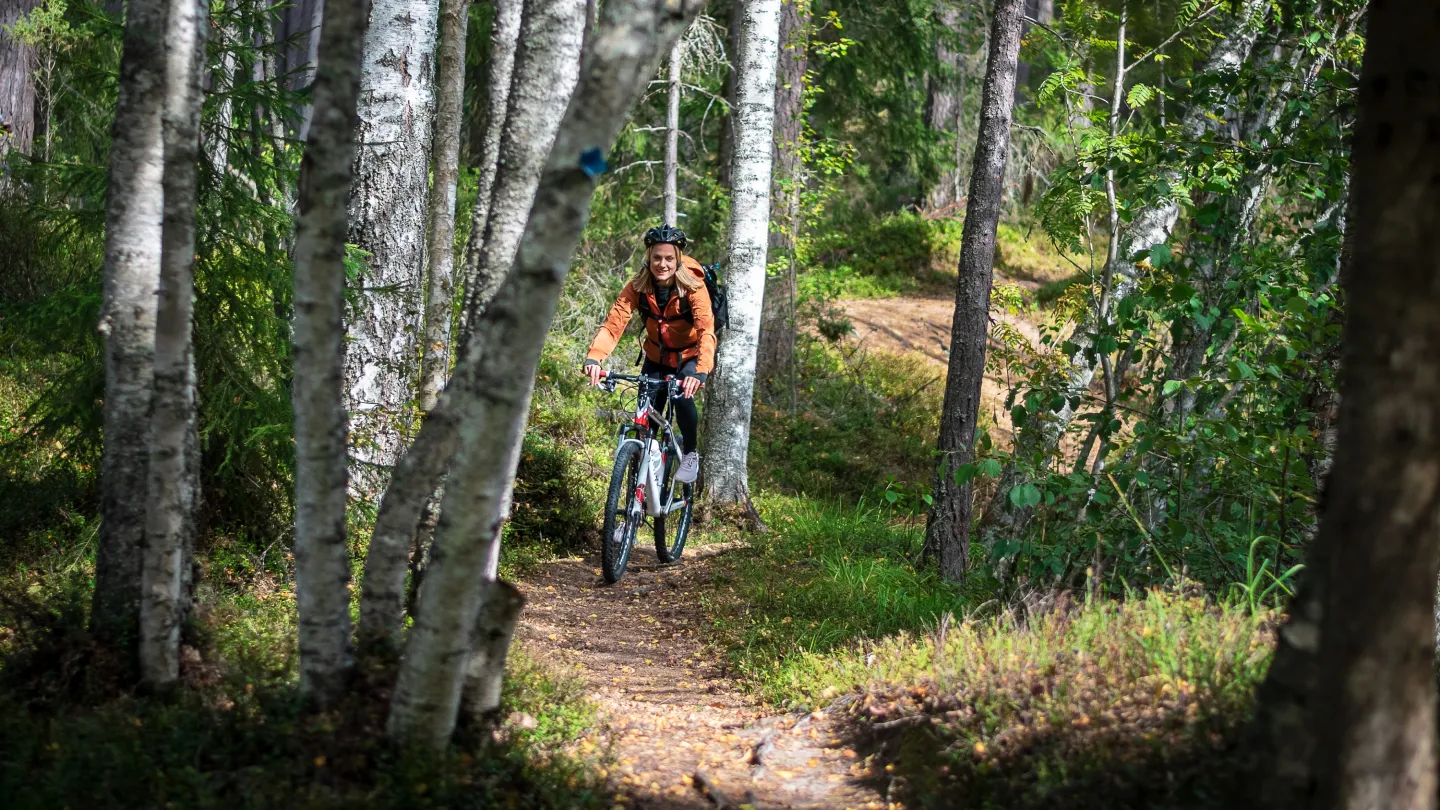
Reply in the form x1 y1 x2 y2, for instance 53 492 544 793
675 451 700 484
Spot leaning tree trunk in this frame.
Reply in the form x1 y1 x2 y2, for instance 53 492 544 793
702 0 781 507
416 0 471 413
0 0 40 157
92 0 169 649
923 0 1024 582
755 0 809 389
385 0 705 748
343 0 441 500
977 0 1267 554
1259 7 1440 809
139 0 207 688
458 0 585 337
456 0 520 331
290 0 366 708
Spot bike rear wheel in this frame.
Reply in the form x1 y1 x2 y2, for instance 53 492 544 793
654 452 693 564
602 442 643 583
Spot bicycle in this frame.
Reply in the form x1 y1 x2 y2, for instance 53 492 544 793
595 371 696 583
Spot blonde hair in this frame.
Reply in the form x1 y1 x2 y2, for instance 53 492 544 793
629 242 703 296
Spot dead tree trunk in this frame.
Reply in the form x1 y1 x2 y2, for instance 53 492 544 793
290 0 366 708
139 0 207 688
93 0 169 649
385 0 705 748
703 0 781 508
922 0 1024 582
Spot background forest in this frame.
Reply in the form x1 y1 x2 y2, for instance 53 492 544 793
0 0 1423 807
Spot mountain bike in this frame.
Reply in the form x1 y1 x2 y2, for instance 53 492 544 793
595 372 695 583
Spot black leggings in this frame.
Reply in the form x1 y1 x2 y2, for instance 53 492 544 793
642 357 699 454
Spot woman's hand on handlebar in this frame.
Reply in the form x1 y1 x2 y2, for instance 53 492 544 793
680 375 702 399
584 363 606 387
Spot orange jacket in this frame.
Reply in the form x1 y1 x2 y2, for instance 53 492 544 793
586 256 717 374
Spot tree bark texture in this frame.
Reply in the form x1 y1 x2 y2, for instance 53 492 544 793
291 0 366 708
923 0 965 210
0 0 39 156
385 0 704 748
664 34 681 225
458 0 585 338
1304 6 1440 807
344 0 441 499
703 0 780 506
755 0 808 387
978 0 1267 554
923 0 1023 583
139 0 207 688
717 0 742 191
456 0 520 325
417 0 470 413
461 579 525 724
93 0 169 647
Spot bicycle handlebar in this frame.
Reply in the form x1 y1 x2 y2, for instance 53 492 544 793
596 371 680 394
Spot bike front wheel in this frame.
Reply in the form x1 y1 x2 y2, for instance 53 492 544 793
654 453 693 564
601 441 643 583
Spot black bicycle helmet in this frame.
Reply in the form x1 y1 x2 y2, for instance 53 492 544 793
643 224 688 251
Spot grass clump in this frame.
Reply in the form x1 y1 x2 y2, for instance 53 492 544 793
841 591 1273 809
807 212 966 298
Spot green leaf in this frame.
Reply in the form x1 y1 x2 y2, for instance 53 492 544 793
952 463 978 486
979 458 1003 477
883 490 899 503
1125 83 1156 108
1163 379 1184 396
1010 405 1029 427
1149 243 1172 267
1009 483 1042 509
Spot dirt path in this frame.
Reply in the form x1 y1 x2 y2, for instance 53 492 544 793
515 543 889 810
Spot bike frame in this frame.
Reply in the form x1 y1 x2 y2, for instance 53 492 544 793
605 374 688 519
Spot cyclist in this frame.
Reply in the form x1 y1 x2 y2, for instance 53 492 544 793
583 224 714 485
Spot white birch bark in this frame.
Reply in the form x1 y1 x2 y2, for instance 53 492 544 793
702 0 781 505
417 0 470 412
92 0 168 645
139 0 207 688
664 35 681 224
344 0 441 499
459 0 586 337
979 0 1267 548
291 0 366 708
386 0 704 747
461 580 525 723
455 0 521 337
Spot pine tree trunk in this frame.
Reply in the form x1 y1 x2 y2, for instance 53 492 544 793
344 0 441 500
717 0 743 191
923 0 965 210
977 0 1267 555
385 0 703 748
1258 7 1440 808
703 0 781 506
458 0 585 336
923 0 1024 583
417 0 470 413
755 0 809 389
92 0 169 649
0 0 40 157
456 0 520 325
139 0 207 688
291 0 366 708
663 34 681 225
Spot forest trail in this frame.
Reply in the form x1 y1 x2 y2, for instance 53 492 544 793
515 543 889 810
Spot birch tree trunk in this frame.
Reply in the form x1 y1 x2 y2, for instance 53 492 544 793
92 0 169 647
977 0 1267 553
205 0 239 178
291 0 366 708
1254 7 1440 808
344 0 441 499
456 0 520 329
663 35 681 225
923 0 1023 583
386 0 704 747
755 0 809 388
0 0 40 157
702 0 780 507
139 0 207 688
458 0 585 337
417 0 470 413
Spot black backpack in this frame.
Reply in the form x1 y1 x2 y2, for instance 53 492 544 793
636 262 729 330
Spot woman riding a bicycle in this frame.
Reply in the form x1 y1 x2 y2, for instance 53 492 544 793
583 224 714 485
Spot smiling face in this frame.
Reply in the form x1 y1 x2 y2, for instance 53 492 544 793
648 243 679 285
